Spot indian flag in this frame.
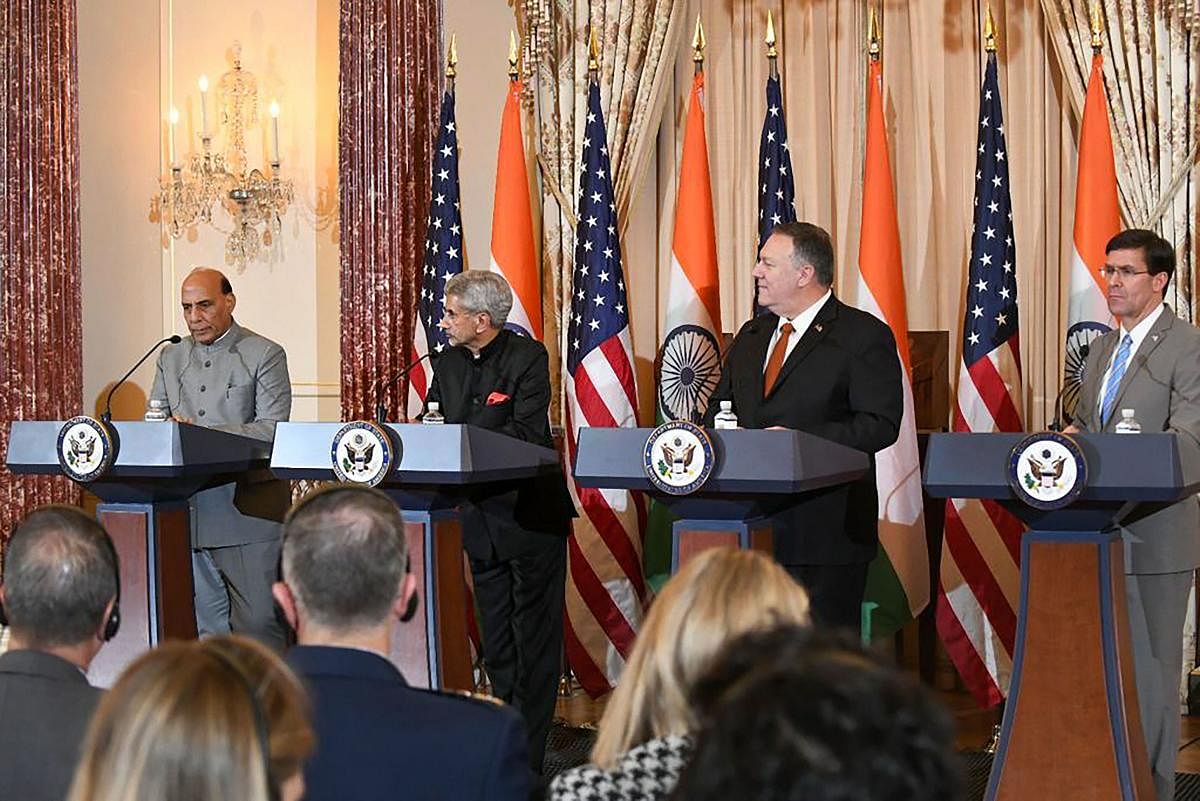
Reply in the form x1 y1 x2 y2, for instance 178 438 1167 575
856 56 930 637
488 76 542 339
1062 52 1119 418
647 68 723 586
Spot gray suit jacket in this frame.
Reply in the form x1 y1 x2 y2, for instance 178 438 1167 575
149 321 292 547
1074 306 1200 574
0 650 103 801
149 320 291 442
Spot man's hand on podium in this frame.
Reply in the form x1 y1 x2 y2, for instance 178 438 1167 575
170 415 194 425
1062 424 1081 434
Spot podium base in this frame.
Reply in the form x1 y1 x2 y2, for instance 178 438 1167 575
988 530 1153 801
670 518 773 573
91 501 196 687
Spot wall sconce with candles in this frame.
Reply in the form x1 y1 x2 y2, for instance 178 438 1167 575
155 42 293 269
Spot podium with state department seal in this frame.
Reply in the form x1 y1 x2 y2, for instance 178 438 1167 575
5 418 272 686
269 420 563 691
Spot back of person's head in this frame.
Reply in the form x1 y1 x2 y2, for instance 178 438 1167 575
591 548 810 768
0 505 118 648
67 635 314 801
672 625 961 801
280 485 408 632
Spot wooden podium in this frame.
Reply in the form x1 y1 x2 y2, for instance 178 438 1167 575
6 420 272 686
270 422 562 691
574 427 868 571
925 431 1200 800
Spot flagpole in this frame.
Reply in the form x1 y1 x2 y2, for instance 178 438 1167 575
692 15 705 76
765 9 778 80
446 32 457 90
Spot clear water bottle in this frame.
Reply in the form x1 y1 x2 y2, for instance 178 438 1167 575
713 400 738 430
1114 408 1141 434
144 398 169 422
422 401 445 425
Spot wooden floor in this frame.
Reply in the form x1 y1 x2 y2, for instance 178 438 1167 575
555 679 1200 772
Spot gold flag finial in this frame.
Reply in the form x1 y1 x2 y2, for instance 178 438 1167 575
588 27 599 72
1089 2 1105 50
984 4 998 53
868 6 881 59
692 15 706 63
446 33 458 78
508 30 519 79
765 9 778 59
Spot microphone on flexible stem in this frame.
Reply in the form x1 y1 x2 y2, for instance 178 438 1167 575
374 353 432 423
101 335 183 424
1049 343 1090 432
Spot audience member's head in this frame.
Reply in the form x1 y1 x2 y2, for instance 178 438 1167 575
67 635 314 801
273 485 415 644
591 548 810 768
0 505 119 667
672 625 961 801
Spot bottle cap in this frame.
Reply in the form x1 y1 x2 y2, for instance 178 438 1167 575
720 400 732 410
428 402 440 411
1121 408 1134 417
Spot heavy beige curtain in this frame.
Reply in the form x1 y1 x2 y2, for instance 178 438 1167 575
622 0 1084 431
1041 0 1199 320
518 0 685 411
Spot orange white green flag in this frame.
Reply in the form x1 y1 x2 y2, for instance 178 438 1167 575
856 55 931 637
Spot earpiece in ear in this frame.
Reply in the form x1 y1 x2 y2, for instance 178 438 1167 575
400 592 420 623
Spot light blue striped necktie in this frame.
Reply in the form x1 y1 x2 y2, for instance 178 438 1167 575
1101 333 1133 427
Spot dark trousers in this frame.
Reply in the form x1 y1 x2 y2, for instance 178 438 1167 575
470 535 567 773
786 562 870 633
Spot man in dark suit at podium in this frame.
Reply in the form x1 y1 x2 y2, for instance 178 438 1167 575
424 269 574 773
704 222 903 631
275 485 530 801
149 267 292 649
0 506 119 801
1066 229 1200 801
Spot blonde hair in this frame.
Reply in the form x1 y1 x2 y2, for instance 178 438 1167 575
590 548 810 768
67 636 314 801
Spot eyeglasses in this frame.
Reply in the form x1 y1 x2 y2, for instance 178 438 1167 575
1100 266 1152 280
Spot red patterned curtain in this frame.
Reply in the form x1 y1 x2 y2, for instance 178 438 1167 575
339 0 443 420
0 0 84 544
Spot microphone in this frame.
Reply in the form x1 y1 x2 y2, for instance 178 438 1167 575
1050 343 1090 432
102 335 183 423
374 352 432 422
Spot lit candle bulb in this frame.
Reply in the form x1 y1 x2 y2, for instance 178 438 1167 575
168 107 179 165
269 100 280 164
198 75 209 137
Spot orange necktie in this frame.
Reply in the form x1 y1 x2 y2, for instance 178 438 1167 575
763 322 795 396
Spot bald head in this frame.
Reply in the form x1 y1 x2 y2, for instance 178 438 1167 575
181 268 236 344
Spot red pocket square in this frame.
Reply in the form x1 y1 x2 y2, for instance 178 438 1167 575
486 391 511 406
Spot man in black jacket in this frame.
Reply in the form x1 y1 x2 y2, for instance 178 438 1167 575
425 269 574 773
704 222 903 631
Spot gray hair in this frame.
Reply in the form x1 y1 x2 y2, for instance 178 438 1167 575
444 270 513 329
2 505 118 647
281 486 408 631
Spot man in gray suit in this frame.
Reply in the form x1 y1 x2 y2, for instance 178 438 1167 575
1067 228 1200 801
0 506 120 801
149 267 292 649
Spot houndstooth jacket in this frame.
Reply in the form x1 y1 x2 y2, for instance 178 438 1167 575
548 735 692 801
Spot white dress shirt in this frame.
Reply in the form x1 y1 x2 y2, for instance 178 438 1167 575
1096 302 1165 417
762 289 833 373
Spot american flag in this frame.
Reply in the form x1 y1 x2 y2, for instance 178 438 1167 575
755 74 796 314
935 52 1026 708
407 88 465 418
562 78 646 696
